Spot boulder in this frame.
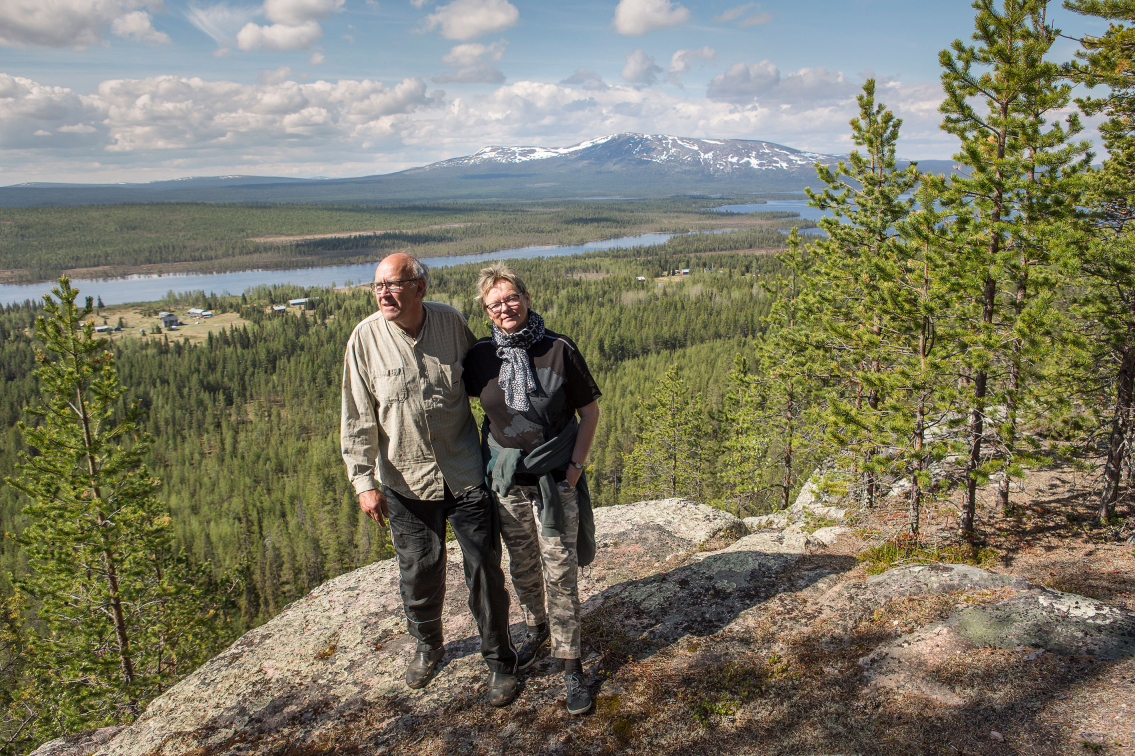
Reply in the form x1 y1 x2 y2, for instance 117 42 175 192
81 499 818 756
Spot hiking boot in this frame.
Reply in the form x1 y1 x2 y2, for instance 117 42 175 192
565 671 591 715
404 642 444 690
516 624 550 671
486 670 520 707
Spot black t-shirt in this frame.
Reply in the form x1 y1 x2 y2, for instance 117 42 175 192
464 329 602 455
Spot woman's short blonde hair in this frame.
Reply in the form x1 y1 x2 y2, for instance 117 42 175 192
476 263 528 306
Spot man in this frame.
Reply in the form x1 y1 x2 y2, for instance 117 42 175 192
341 252 522 706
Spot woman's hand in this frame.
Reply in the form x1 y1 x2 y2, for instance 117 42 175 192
565 463 582 487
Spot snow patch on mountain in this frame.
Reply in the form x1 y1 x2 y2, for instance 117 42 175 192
414 133 838 174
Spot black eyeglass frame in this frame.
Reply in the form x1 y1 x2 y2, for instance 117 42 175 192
483 293 524 314
370 278 422 294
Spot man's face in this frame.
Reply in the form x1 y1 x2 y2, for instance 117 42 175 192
373 257 425 327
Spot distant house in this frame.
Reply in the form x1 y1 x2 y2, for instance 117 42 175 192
636 276 647 281
680 269 690 275
188 308 205 316
94 325 109 333
201 311 213 318
288 298 311 309
160 313 179 328
273 305 287 313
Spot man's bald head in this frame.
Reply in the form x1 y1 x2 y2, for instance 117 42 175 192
376 253 429 289
373 253 429 335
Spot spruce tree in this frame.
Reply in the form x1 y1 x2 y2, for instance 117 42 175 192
4 278 218 741
623 365 707 502
938 0 1089 538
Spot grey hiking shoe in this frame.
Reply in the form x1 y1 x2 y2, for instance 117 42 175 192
404 642 444 689
516 624 550 671
486 671 520 707
565 671 591 715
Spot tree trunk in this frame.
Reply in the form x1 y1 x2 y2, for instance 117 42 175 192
782 389 794 511
962 275 997 542
1100 308 1135 523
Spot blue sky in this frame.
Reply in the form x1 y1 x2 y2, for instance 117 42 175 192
0 0 1106 184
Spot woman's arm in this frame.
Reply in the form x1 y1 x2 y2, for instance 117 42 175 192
566 400 600 487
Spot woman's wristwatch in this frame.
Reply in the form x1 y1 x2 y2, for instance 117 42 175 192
569 461 583 470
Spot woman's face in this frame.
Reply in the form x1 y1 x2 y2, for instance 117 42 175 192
484 281 530 334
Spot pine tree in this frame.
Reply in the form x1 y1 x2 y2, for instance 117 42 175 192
1064 0 1135 522
805 79 920 510
623 365 708 502
937 0 1090 539
4 278 219 741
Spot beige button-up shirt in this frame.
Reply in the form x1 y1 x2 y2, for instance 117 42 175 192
340 301 483 501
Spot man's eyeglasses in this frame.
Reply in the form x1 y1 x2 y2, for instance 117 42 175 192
371 278 420 294
484 293 523 314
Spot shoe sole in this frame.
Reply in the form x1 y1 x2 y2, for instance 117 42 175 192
516 637 550 671
566 699 592 716
405 666 439 689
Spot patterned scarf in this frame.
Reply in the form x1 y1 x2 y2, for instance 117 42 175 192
492 309 545 412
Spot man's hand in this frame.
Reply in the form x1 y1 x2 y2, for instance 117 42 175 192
565 464 582 488
359 489 389 526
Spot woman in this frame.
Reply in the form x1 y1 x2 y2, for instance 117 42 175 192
463 264 601 716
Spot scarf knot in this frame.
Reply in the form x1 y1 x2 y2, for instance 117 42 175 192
492 310 545 412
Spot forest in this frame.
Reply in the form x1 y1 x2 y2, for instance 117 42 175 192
0 198 809 284
3 0 1135 753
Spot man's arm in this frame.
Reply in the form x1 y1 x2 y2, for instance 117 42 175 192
341 335 388 524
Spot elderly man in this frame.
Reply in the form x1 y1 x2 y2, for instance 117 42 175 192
341 252 522 706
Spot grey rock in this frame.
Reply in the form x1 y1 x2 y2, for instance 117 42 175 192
946 588 1135 661
860 563 1135 705
865 563 1032 601
29 727 125 756
743 512 788 530
91 499 794 756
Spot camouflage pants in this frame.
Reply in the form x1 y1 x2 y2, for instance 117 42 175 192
496 481 581 659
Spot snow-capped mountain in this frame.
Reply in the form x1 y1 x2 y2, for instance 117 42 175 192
414 133 839 175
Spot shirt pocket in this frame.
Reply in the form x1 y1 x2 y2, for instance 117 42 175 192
373 366 409 402
439 361 463 390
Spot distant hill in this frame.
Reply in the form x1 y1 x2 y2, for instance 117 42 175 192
0 133 956 207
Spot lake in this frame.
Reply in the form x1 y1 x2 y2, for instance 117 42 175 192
712 197 829 236
0 230 707 307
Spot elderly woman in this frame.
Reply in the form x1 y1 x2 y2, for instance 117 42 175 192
463 263 601 716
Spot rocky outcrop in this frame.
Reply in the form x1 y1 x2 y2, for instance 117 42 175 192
30 489 1135 756
856 563 1135 705
54 499 824 756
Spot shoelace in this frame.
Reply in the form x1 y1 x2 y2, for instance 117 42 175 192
565 672 582 698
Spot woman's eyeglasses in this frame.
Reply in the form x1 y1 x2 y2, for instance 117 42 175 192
484 293 523 314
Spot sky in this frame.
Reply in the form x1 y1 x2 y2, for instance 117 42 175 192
0 0 1107 185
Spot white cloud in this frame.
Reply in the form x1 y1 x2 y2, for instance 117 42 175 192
668 46 715 86
433 41 505 83
621 49 662 86
309 50 325 64
186 3 260 45
258 65 295 84
236 0 342 51
559 68 607 91
237 20 322 49
0 0 167 48
0 74 107 148
612 0 689 36
712 3 751 22
0 69 955 184
737 11 771 27
706 60 852 105
713 2 770 27
421 0 518 41
110 11 170 43
263 0 342 25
